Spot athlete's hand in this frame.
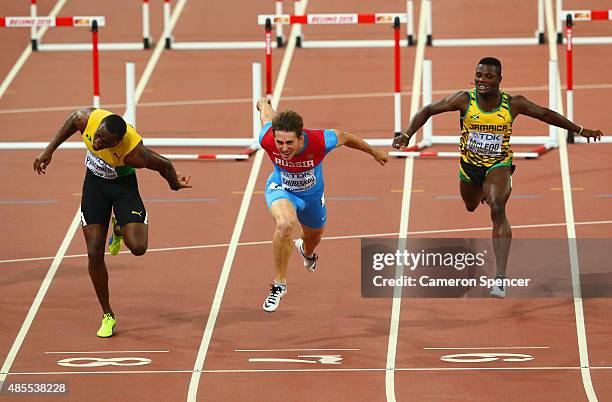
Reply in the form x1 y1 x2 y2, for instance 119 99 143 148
373 149 388 166
581 128 603 143
172 172 192 190
33 151 53 174
392 133 411 149
256 97 271 112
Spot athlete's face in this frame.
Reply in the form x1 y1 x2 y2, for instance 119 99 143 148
474 64 502 95
92 127 120 151
274 130 304 160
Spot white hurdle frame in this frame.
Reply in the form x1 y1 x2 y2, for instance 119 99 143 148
165 3 415 50
556 1 612 44
30 0 152 51
424 0 545 47
0 62 263 161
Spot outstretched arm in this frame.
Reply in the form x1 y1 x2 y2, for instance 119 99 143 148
33 107 94 174
335 130 388 166
124 142 192 191
256 97 276 125
510 95 602 142
392 91 469 149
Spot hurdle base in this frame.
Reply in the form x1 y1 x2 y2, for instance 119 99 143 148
296 36 303 48
538 32 545 44
407 34 414 46
557 32 563 44
276 37 284 48
31 39 38 51
165 37 172 49
426 34 433 46
144 37 151 49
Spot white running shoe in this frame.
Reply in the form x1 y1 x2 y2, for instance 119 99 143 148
262 284 287 312
294 239 318 272
490 275 506 299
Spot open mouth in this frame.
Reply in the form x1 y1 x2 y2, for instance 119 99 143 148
476 84 491 90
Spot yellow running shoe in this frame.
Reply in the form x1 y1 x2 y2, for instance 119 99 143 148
96 313 116 338
108 216 123 255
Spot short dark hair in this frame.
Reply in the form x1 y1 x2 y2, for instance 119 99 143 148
272 110 304 138
101 114 127 140
478 57 502 75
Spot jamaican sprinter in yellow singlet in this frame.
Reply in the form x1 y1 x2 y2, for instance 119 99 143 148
459 88 514 185
34 108 191 337
393 57 602 299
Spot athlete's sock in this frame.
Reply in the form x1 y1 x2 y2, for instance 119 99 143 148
274 281 287 290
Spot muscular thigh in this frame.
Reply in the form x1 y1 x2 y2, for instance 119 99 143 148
110 173 147 226
81 170 113 227
483 166 512 204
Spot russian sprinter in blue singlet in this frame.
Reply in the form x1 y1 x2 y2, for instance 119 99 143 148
257 97 388 312
392 57 602 298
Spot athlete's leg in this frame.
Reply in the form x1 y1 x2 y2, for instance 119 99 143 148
270 198 300 283
483 166 512 277
121 223 148 256
83 224 114 316
300 223 324 257
460 180 485 212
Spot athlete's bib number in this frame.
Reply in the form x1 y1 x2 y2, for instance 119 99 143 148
467 131 503 156
85 150 118 179
279 170 316 192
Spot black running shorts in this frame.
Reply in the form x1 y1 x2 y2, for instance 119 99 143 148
80 169 147 227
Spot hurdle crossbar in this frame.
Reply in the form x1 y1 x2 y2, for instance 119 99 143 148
425 0 545 47
556 0 612 44
27 0 151 51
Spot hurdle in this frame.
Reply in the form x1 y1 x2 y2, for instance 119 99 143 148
424 0 545 47
0 62 263 162
556 1 612 44
28 0 152 51
564 13 612 144
260 14 404 137
389 59 559 159
164 1 414 50
0 16 104 107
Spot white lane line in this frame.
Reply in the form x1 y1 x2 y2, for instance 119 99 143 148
424 347 550 350
45 350 169 354
3 219 611 265
4 82 612 115
0 208 81 381
5 365 603 376
186 2 308 400
386 3 429 402
0 0 67 101
235 349 359 352
545 1 598 401
0 0 182 384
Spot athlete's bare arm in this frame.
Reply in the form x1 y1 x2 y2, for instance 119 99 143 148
33 107 94 174
256 97 276 125
335 130 388 166
393 91 470 149
124 142 191 190
509 95 602 142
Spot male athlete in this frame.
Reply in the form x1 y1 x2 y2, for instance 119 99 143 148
393 57 602 298
257 98 388 312
34 108 191 336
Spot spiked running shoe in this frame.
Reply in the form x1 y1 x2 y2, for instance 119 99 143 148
490 275 506 299
108 216 123 255
262 284 287 312
96 313 117 337
294 239 318 272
